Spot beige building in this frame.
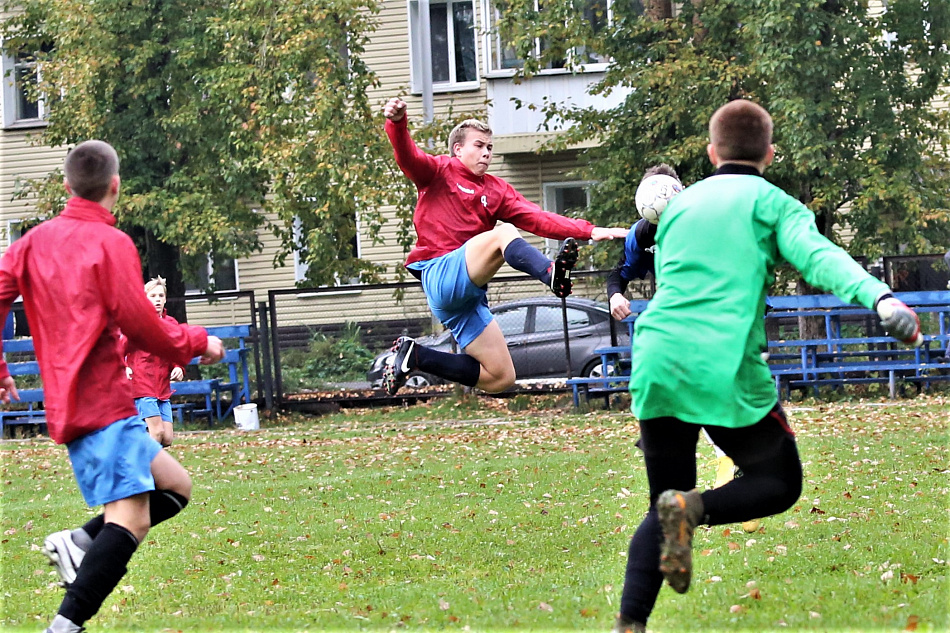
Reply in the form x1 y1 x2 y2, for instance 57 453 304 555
1 0 630 332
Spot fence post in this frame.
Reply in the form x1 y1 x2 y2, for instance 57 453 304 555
268 294 284 408
561 297 573 379
257 301 274 413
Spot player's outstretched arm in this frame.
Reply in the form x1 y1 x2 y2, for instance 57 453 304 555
590 226 629 241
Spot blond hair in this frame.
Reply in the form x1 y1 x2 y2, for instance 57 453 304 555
144 276 167 294
448 119 492 155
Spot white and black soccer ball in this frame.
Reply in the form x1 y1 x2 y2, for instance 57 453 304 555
635 174 683 224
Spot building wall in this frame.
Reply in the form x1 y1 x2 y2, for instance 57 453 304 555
0 130 66 249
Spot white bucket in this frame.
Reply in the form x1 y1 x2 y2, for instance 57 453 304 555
234 403 260 431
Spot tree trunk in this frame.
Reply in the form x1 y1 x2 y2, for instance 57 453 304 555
644 0 673 20
796 278 826 340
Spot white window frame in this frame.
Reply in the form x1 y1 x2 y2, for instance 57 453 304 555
409 0 480 93
293 213 363 295
1 43 48 129
482 0 622 77
542 180 594 257
184 253 239 295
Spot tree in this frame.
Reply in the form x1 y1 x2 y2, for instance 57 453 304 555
1 0 412 299
494 0 950 270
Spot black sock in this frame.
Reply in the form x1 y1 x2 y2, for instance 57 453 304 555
503 238 553 284
150 489 189 527
415 345 481 387
58 523 139 626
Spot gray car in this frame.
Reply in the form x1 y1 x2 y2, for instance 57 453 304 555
367 296 631 388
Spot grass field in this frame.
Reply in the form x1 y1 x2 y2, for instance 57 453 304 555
1 394 947 632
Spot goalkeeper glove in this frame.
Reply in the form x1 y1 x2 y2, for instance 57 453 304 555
875 294 923 346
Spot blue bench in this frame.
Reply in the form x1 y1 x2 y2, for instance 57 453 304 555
171 325 253 423
569 291 950 406
565 301 646 406
0 324 253 436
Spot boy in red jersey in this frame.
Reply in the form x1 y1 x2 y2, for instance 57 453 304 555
126 276 185 447
0 140 223 633
382 96 627 395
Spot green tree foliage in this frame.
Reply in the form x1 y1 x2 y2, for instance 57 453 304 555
1 0 410 288
495 0 950 260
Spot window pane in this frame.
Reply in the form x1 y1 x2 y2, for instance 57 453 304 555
14 64 39 120
493 307 528 336
212 256 237 291
452 1 477 82
429 4 450 83
489 3 524 70
535 306 590 333
554 185 589 214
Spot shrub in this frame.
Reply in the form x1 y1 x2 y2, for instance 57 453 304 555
303 323 375 383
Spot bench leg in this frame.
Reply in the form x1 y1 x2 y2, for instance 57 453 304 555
888 371 896 400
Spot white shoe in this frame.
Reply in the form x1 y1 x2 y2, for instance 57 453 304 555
42 530 85 586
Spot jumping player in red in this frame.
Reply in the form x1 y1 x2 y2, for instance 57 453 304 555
382 96 627 395
0 140 224 633
125 276 185 447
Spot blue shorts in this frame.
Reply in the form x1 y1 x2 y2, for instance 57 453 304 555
136 397 173 423
409 245 493 349
66 415 161 507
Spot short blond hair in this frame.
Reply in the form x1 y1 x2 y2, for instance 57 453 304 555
144 276 167 294
448 119 492 155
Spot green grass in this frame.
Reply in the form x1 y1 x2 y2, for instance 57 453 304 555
1 394 947 632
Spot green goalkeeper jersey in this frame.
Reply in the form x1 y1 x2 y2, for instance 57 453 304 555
630 165 889 428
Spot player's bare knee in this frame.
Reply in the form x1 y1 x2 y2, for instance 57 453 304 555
493 223 522 248
173 472 193 503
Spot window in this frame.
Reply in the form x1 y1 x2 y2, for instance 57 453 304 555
293 214 362 286
534 305 590 333
6 217 42 244
185 254 238 294
484 0 639 73
542 180 593 257
1 45 49 128
493 306 528 336
409 0 479 92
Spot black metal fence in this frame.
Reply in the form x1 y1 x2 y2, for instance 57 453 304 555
258 269 652 407
252 253 949 408
13 253 944 417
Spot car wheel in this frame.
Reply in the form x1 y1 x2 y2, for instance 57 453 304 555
405 372 438 388
582 359 617 379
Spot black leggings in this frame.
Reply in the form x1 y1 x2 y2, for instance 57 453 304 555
620 405 803 624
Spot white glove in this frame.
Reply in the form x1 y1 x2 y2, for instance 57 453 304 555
876 295 923 346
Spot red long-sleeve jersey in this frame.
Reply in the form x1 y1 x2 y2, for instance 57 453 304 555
385 116 594 266
0 197 208 444
124 312 183 401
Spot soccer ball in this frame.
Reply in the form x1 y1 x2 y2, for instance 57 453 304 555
635 174 683 224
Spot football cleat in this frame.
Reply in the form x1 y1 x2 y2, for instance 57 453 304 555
550 238 578 298
42 530 85 587
657 489 704 594
382 336 416 396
